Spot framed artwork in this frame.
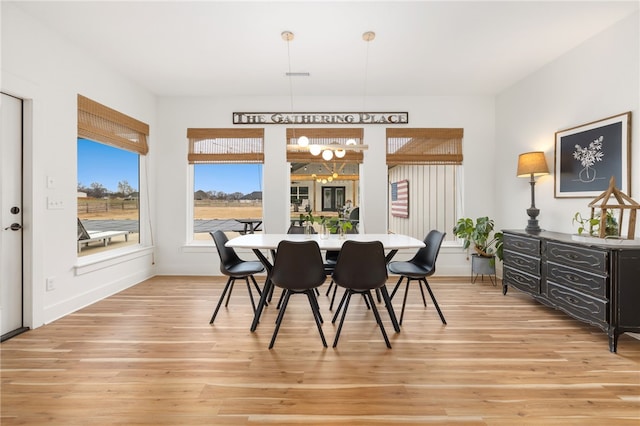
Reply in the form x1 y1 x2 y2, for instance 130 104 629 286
555 112 631 198
391 180 409 218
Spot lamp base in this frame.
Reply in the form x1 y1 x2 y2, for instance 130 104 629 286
525 220 541 233
525 207 541 233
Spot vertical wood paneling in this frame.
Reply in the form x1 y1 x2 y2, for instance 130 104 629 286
389 165 457 240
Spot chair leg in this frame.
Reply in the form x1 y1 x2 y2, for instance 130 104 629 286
332 291 353 348
332 291 349 323
325 280 334 296
329 283 339 311
244 278 257 314
365 290 391 348
379 285 400 332
269 290 291 349
421 278 446 324
306 290 327 347
210 277 233 324
399 278 411 325
249 275 262 295
417 279 427 306
390 276 404 300
224 279 236 307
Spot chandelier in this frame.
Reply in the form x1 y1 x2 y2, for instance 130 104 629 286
282 30 373 161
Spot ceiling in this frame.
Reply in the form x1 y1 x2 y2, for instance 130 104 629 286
10 1 639 97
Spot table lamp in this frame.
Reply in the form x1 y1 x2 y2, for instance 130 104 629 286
517 151 549 233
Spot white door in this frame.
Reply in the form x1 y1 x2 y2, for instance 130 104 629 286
1 93 25 339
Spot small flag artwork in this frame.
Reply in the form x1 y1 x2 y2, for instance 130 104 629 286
391 179 409 218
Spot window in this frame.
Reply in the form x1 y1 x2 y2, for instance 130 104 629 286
386 128 463 241
287 128 363 221
77 95 149 256
187 128 264 240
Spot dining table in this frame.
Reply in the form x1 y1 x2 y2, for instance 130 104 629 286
226 233 425 332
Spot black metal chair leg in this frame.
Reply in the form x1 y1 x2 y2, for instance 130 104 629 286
422 279 446 324
210 277 233 324
325 280 334 296
224 279 235 307
366 290 391 348
332 291 349 323
269 290 291 349
332 291 352 347
329 284 339 311
306 291 327 347
379 285 400 332
245 278 257 313
390 276 404 299
418 278 427 306
399 279 410 325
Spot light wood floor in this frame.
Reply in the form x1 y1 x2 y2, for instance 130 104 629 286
2 275 639 425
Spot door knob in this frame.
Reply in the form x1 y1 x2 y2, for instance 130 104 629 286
3 223 22 231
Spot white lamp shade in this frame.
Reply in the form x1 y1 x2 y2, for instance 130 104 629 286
322 149 334 161
335 149 346 158
297 135 309 147
309 145 322 156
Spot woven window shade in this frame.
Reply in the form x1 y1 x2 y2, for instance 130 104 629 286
187 128 264 164
286 128 364 163
386 128 463 165
77 95 149 155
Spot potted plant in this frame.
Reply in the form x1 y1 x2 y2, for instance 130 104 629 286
327 217 353 238
453 217 504 275
573 211 618 237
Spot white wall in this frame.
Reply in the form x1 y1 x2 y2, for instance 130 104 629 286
1 4 157 327
496 12 639 236
155 95 496 276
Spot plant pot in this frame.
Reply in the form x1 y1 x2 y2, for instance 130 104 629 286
471 253 496 285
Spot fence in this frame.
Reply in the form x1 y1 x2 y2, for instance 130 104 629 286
78 199 139 214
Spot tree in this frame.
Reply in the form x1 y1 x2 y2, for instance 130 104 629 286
118 180 134 197
89 182 108 199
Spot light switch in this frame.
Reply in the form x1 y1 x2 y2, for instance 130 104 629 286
47 197 64 210
46 176 56 189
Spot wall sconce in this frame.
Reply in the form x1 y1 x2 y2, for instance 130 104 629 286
517 151 549 233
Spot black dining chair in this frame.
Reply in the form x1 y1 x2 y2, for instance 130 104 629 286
387 230 447 325
331 240 392 348
209 230 265 324
268 240 328 349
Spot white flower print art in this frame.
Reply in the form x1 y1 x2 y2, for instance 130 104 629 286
572 135 604 183
554 112 630 198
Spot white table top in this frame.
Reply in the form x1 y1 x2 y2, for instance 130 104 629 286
226 233 425 251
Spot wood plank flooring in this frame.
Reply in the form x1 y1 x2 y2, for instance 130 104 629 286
2 275 639 425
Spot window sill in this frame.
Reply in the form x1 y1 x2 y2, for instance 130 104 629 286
74 245 154 275
181 241 216 253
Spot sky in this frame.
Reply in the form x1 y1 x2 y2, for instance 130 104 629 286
195 164 263 195
78 138 263 195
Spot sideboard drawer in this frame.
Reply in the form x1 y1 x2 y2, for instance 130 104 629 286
547 262 607 298
546 242 608 274
547 282 608 328
504 233 540 256
503 249 540 275
503 266 540 294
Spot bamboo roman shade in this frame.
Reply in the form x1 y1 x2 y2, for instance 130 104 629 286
386 128 463 165
77 95 149 155
286 128 364 163
187 128 264 164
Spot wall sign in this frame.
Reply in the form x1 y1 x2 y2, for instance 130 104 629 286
233 112 408 125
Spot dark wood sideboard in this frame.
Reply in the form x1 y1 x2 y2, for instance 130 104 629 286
502 230 640 352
